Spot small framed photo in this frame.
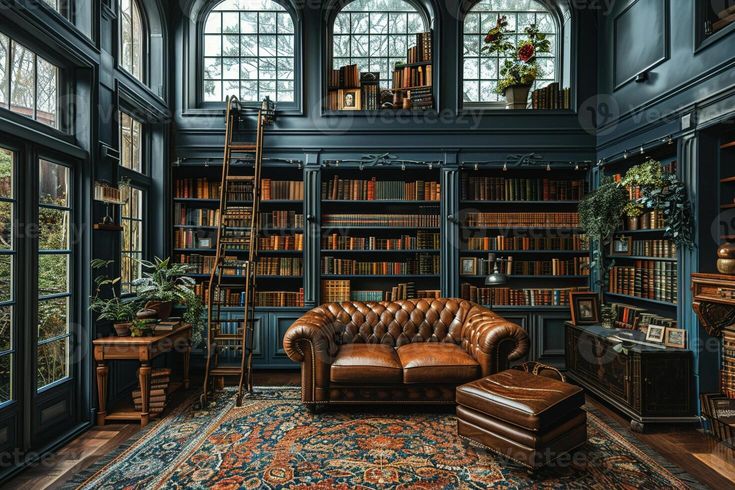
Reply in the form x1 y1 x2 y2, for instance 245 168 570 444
569 292 600 325
664 328 687 349
461 257 478 275
645 324 666 343
197 237 212 249
610 236 632 256
338 88 361 110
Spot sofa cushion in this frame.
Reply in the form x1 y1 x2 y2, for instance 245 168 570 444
397 343 480 384
456 370 585 431
330 344 402 384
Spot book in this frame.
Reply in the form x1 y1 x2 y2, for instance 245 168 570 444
465 212 580 228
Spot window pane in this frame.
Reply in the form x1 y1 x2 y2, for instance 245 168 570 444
0 202 12 251
36 56 58 128
39 208 70 251
120 112 143 173
202 0 296 103
121 186 144 293
120 0 145 82
10 43 35 119
39 160 70 206
0 34 8 107
37 338 68 388
0 307 9 352
38 297 68 341
38 254 69 296
0 255 11 302
0 354 10 403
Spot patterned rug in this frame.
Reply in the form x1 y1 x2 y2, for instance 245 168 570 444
68 387 705 489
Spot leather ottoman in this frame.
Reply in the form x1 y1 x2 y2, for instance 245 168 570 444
456 369 586 470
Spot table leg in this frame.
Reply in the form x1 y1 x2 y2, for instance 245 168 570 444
183 341 191 390
139 363 151 427
96 362 108 426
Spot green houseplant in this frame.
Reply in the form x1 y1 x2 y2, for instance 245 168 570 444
133 257 197 320
89 259 139 336
482 16 551 109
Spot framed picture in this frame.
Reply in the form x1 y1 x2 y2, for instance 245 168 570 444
569 292 600 325
645 324 666 343
338 88 361 111
610 236 632 256
461 257 477 275
664 328 687 349
197 237 212 249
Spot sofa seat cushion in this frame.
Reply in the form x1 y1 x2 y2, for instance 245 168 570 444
330 344 402 384
456 370 584 431
397 343 480 384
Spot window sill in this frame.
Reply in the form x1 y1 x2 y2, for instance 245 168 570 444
459 107 576 116
320 109 439 117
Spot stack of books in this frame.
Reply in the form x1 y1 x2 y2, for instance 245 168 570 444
531 82 571 110
700 392 735 448
723 328 735 398
608 260 677 303
408 87 433 109
132 368 171 417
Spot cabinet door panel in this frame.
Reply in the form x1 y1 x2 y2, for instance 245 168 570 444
533 313 569 368
268 313 304 368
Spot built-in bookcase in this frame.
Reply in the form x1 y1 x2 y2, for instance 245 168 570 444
457 166 591 310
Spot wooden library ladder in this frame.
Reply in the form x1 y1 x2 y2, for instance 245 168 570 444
199 95 275 408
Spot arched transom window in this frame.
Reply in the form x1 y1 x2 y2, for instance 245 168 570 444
202 0 296 104
332 0 429 89
463 0 557 104
120 0 145 82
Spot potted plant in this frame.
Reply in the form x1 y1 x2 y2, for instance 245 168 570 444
89 259 138 336
482 16 551 109
133 257 198 321
130 318 156 337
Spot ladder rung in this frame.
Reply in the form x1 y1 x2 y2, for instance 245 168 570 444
209 367 245 376
230 144 257 152
226 175 255 182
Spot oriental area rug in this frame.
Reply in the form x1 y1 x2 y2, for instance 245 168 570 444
68 387 704 489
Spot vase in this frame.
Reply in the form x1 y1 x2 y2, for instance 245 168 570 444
717 242 735 274
113 322 132 337
503 85 532 109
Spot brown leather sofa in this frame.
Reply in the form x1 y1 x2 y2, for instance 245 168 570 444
283 298 529 407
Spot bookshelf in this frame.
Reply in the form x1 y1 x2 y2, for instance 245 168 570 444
319 165 441 303
457 167 591 310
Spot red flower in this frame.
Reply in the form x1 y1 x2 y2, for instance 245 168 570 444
484 31 499 43
518 44 535 62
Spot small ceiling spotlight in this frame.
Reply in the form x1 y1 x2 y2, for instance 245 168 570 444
546 163 551 172
503 163 508 171
623 150 628 159
640 146 645 155
474 163 479 171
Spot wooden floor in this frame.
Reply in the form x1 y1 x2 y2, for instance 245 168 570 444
4 371 734 490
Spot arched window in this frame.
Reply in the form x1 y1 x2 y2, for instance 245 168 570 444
332 0 429 89
462 0 558 104
120 0 146 82
201 0 296 104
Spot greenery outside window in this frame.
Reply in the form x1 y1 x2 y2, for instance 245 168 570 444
120 185 144 294
120 111 143 173
462 0 557 104
37 159 72 390
0 148 14 404
120 0 146 82
0 33 60 128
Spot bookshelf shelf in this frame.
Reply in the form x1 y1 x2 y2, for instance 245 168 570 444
460 200 579 205
613 228 666 235
608 255 677 262
461 249 588 255
322 200 439 205
320 226 440 230
461 275 589 280
604 292 677 307
321 274 440 279
320 249 440 254
463 226 583 231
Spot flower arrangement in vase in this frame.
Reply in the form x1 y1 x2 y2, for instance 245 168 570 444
482 16 551 109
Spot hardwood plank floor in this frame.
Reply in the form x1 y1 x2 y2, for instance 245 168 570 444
3 372 733 489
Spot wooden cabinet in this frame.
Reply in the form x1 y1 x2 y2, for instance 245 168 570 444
565 323 697 431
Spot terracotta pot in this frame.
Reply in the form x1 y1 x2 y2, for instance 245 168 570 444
717 242 735 274
143 301 173 320
113 322 132 337
503 84 532 109
626 216 639 231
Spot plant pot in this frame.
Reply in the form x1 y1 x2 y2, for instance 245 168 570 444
143 301 173 320
626 216 639 231
503 84 532 109
113 322 132 337
718 241 735 274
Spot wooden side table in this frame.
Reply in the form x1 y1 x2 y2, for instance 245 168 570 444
93 325 192 427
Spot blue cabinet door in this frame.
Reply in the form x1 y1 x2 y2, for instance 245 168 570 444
268 312 305 368
532 312 570 369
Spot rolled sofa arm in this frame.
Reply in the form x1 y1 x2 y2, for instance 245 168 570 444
463 305 530 376
283 307 341 403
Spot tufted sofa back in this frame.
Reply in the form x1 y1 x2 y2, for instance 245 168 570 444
317 298 477 346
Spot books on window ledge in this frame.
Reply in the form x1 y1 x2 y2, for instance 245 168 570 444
321 177 440 201
322 213 439 227
461 284 588 306
322 255 440 275
608 260 677 304
460 176 586 201
462 256 590 276
322 231 440 251
465 212 580 228
530 83 571 110
465 234 588 252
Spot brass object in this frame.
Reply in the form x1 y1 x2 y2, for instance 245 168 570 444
717 242 735 274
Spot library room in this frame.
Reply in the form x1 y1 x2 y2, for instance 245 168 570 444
1 0 734 488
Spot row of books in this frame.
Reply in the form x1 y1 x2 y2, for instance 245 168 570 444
465 235 588 252
258 234 303 251
321 279 439 303
329 64 360 89
176 254 302 276
464 256 590 276
407 86 433 109
410 32 432 63
392 64 432 89
465 212 580 228
261 211 303 229
195 284 305 308
609 303 676 330
322 213 440 227
531 83 571 110
176 210 303 230
262 180 304 200
460 176 586 201
621 210 665 231
461 284 588 306
321 177 440 201
174 178 221 199
362 80 380 111
174 205 220 227
624 239 677 258
322 232 440 251
700 392 735 448
321 255 439 275
722 328 735 399
608 260 677 304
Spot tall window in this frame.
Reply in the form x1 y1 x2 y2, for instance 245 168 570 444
0 148 14 403
37 160 72 390
202 0 296 104
463 0 557 104
120 0 145 81
120 185 144 294
332 0 428 89
0 33 60 128
120 112 143 173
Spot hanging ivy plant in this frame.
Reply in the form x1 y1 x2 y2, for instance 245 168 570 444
619 159 694 248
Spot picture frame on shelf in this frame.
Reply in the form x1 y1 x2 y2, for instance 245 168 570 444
569 292 600 325
338 88 361 110
461 257 478 275
664 328 687 348
610 236 632 256
645 324 666 343
197 237 212 249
